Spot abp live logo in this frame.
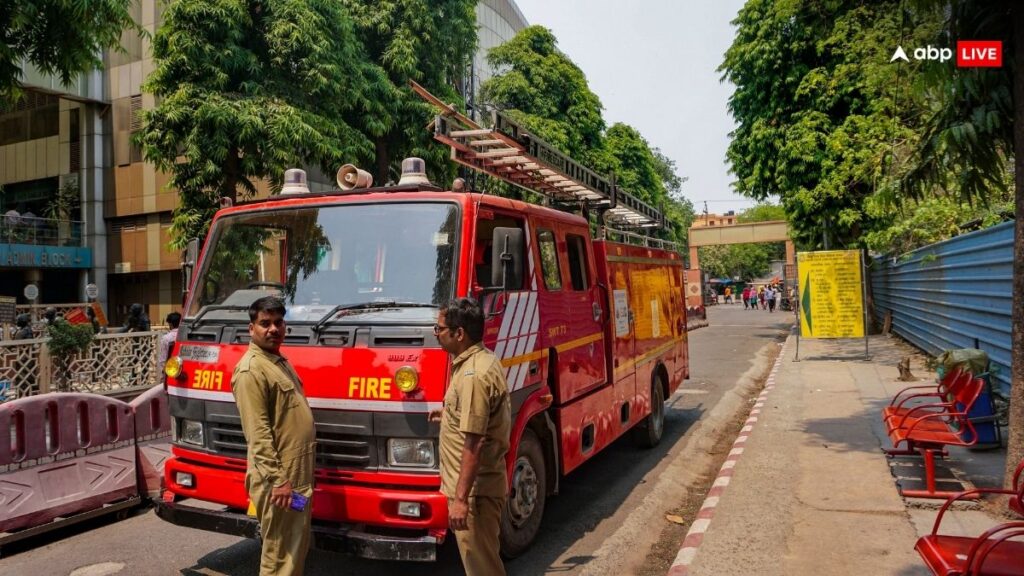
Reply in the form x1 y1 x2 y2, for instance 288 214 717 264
957 41 1002 67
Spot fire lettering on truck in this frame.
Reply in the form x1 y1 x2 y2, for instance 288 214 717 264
191 369 224 390
349 376 393 399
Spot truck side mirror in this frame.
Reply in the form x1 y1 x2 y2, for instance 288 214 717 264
482 228 523 318
491 228 523 290
182 238 200 306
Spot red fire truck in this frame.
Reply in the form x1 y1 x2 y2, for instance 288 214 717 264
155 92 689 561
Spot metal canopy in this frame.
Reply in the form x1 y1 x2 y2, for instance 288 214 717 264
411 82 663 230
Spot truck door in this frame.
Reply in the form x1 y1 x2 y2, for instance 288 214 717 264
560 232 607 397
472 212 542 395
609 258 637 391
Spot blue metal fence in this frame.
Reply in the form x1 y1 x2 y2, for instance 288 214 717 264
871 221 1013 397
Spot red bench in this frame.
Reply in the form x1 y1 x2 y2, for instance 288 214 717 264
916 459 1024 575
883 367 969 428
884 376 985 499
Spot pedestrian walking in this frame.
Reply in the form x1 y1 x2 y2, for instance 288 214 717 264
232 296 315 576
741 286 750 310
758 286 766 310
428 298 511 576
767 286 777 312
724 286 732 304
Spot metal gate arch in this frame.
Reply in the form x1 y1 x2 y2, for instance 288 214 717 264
871 221 1013 397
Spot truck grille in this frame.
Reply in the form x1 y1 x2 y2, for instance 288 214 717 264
206 419 376 468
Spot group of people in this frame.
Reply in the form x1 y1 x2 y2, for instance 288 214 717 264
738 283 793 313
9 302 156 340
235 296 510 575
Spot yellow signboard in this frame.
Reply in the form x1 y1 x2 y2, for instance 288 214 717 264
797 250 864 339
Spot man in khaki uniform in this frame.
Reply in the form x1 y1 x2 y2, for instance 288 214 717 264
232 296 316 575
429 298 511 576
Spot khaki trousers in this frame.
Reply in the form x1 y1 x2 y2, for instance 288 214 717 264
249 481 311 576
452 496 506 576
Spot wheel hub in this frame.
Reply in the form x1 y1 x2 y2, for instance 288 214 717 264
507 455 538 527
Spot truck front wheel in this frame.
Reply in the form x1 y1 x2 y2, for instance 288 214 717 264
500 428 546 558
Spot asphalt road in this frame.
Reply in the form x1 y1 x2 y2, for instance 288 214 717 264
0 304 794 576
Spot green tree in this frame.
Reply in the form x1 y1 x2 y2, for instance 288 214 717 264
896 0 1022 488
138 0 375 246
591 123 665 205
721 0 938 249
340 0 478 183
481 26 606 160
46 319 94 392
482 27 693 242
1 0 143 99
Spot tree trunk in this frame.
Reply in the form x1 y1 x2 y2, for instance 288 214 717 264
1007 6 1024 487
375 139 390 185
223 145 239 203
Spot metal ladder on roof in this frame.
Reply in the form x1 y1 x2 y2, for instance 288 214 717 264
411 81 666 233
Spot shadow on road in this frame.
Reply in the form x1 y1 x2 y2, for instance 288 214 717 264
508 403 704 574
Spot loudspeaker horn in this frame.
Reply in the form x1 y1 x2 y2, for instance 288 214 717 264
337 164 373 190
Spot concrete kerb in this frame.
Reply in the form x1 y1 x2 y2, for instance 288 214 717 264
666 337 788 576
577 338 779 576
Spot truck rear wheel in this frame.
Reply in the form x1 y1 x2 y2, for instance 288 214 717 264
500 428 546 558
632 375 665 448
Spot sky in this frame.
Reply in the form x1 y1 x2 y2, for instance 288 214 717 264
511 0 755 217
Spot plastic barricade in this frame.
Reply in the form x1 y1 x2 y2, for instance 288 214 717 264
130 386 171 498
0 393 138 532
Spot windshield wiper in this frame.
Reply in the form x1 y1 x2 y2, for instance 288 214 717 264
189 304 250 326
312 301 436 332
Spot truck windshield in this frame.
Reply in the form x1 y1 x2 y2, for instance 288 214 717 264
187 202 459 321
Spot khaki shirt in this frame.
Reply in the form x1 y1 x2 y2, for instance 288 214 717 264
232 343 316 494
439 343 511 499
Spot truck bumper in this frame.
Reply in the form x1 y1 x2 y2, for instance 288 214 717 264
154 498 441 562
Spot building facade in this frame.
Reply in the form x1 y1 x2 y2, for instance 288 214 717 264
0 0 528 326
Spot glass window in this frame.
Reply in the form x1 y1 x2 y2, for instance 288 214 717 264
189 202 460 321
537 229 561 291
566 234 589 291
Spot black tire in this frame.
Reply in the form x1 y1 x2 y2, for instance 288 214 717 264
632 374 665 448
500 428 547 559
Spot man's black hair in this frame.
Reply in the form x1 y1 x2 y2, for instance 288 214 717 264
249 296 286 322
440 297 484 342
166 312 182 329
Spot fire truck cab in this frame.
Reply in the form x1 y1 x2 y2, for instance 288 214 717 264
156 95 689 561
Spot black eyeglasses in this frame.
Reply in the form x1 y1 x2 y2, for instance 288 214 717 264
432 323 450 335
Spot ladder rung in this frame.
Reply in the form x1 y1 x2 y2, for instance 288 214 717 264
474 148 521 159
469 139 506 147
487 156 529 165
450 129 494 137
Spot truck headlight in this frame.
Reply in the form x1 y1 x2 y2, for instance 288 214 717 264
164 356 183 379
180 419 205 447
388 438 435 468
395 366 419 393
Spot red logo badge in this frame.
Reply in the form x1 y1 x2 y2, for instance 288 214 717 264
956 41 1002 67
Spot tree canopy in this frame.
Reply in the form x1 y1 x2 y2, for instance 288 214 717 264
139 0 477 246
721 0 941 250
481 25 693 245
340 0 478 183
1 0 143 100
482 26 606 162
138 0 376 246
